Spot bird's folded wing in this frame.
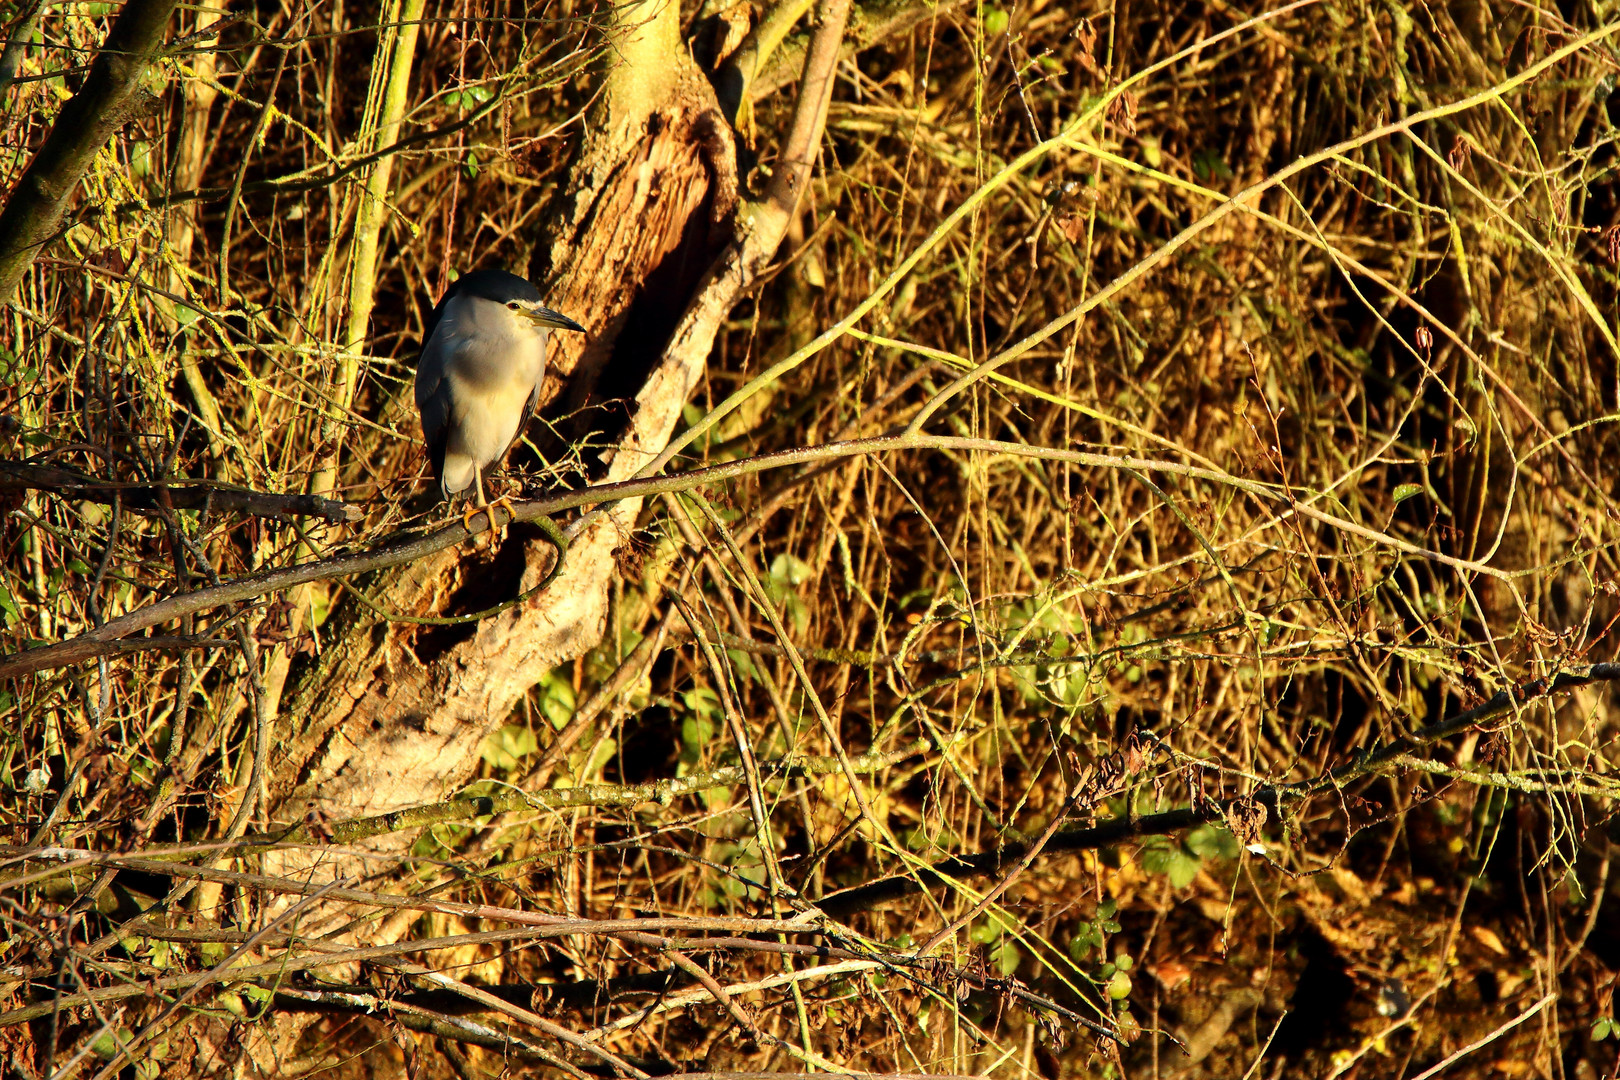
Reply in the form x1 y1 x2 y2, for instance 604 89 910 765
415 326 453 486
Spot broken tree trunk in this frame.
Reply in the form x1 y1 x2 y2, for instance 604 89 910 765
218 0 755 1064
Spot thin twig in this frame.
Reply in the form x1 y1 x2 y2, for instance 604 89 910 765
1406 994 1556 1080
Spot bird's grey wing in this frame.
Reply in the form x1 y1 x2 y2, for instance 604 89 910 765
415 329 454 496
420 286 457 353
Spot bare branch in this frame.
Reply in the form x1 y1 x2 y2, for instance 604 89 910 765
750 0 970 102
0 462 361 523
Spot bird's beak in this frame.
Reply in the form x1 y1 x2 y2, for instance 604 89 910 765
517 303 586 332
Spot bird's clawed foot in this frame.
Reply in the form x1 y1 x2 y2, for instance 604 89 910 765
488 494 519 529
460 495 516 535
460 502 491 534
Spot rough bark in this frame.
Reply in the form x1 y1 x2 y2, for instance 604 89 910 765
234 1 854 1060
231 22 739 1045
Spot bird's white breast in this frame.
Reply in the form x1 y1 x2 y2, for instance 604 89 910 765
432 292 548 493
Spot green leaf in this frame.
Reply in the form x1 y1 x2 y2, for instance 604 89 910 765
678 691 720 767
538 670 576 731
725 647 758 684
481 724 537 771
1185 824 1240 860
769 552 813 588
969 918 1003 944
990 936 1021 976
780 591 810 635
1171 855 1199 888
1594 1018 1613 1041
982 7 1009 35
1140 839 1200 888
1106 971 1133 1000
1392 483 1424 504
129 139 154 180
1068 924 1099 962
681 686 721 720
1192 147 1234 181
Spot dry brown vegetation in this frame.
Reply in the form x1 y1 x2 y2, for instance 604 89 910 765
3 0 1620 1078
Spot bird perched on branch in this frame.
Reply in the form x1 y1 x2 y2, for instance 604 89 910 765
414 269 585 531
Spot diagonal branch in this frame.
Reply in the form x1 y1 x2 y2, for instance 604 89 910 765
0 0 181 302
748 0 971 103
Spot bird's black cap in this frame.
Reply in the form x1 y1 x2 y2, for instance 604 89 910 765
445 269 544 306
422 269 544 345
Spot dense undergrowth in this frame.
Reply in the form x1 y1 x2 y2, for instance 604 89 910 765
2 0 1619 1077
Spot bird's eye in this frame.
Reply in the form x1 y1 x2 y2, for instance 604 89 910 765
506 301 521 310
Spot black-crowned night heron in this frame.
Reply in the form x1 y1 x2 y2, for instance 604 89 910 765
415 269 584 529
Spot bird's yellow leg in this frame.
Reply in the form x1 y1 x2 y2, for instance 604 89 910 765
481 470 523 531
461 467 501 534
